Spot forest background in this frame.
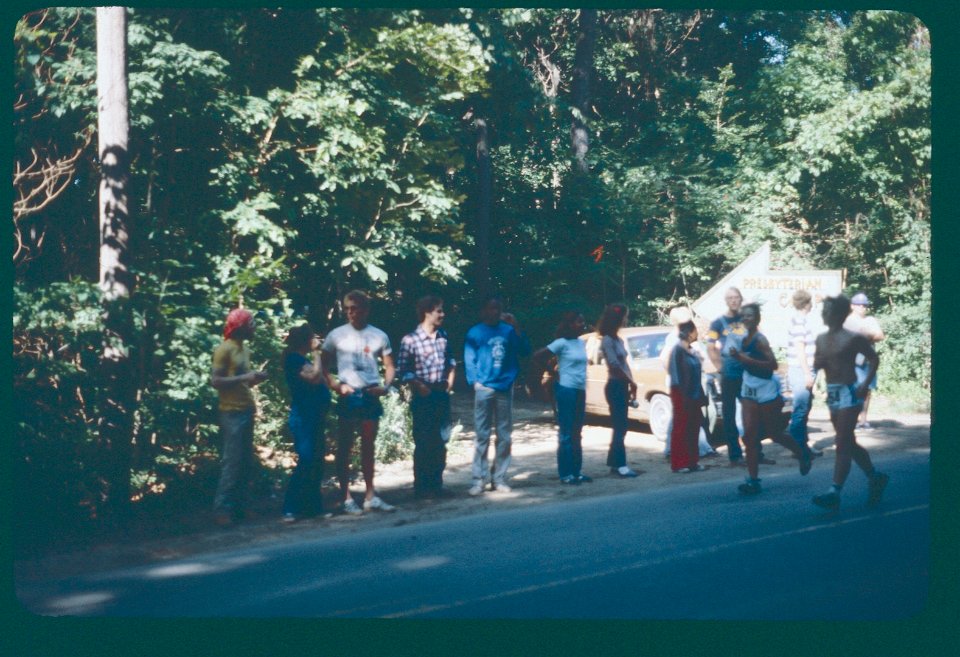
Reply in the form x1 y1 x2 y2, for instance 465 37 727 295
12 7 930 553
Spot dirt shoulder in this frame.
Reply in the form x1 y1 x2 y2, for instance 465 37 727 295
14 394 930 584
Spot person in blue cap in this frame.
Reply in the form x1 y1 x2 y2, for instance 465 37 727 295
843 292 884 429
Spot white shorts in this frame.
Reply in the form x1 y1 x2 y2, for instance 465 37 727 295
826 383 862 412
741 375 780 405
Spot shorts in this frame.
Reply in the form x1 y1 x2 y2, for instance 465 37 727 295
741 376 780 405
826 383 863 412
337 388 384 421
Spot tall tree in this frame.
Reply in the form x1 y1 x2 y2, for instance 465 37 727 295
96 6 134 523
570 8 597 175
469 111 493 297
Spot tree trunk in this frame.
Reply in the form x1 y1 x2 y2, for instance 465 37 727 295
570 9 597 175
97 6 134 525
473 114 493 297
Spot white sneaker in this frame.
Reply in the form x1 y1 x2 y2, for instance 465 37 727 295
342 498 363 515
363 495 396 512
468 482 485 496
493 482 512 493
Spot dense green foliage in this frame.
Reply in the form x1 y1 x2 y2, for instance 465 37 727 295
13 8 929 545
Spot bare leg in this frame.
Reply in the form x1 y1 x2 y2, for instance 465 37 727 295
337 421 357 503
831 406 864 487
741 399 761 480
360 419 378 501
859 391 872 425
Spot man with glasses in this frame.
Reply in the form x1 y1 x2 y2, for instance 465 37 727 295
322 290 397 515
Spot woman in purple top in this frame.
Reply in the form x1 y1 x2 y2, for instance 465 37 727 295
596 303 639 478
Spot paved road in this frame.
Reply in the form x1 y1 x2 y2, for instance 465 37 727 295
18 450 928 619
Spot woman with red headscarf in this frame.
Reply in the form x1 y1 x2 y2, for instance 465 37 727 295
211 308 268 525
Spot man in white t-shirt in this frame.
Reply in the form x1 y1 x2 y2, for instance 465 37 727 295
787 289 824 456
843 292 884 429
322 290 397 515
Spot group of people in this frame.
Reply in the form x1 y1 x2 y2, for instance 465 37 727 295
674 286 888 508
210 292 532 525
209 286 889 526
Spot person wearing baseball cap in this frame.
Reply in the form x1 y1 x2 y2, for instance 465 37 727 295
843 292 884 429
211 308 269 525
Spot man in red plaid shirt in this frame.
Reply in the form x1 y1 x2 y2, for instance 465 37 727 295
397 295 457 498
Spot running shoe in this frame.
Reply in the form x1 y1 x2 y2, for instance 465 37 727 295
812 491 841 511
342 498 363 515
364 495 396 512
799 446 813 476
867 472 889 507
738 480 762 495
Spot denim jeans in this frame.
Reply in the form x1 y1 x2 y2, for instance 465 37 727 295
787 366 814 448
473 383 514 485
604 379 629 468
720 376 743 462
411 389 451 493
214 408 255 512
282 404 329 517
555 384 586 478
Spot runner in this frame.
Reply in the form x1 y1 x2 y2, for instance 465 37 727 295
729 303 813 495
812 295 888 510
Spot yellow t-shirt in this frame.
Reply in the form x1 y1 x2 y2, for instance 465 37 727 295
212 339 256 412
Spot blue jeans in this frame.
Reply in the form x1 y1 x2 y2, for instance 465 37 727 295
787 366 814 448
411 389 451 493
283 409 328 516
720 376 743 462
282 384 331 516
604 379 629 468
855 363 878 390
555 384 586 478
214 408 255 513
473 383 514 485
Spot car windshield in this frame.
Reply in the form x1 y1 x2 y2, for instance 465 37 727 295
626 333 667 361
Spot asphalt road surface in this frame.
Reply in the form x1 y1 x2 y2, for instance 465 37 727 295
18 450 929 619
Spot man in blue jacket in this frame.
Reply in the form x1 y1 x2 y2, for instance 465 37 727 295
464 295 530 495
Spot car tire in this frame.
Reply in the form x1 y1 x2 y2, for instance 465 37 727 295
648 393 672 441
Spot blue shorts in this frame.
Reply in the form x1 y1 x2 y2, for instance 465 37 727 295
337 389 384 421
826 383 863 412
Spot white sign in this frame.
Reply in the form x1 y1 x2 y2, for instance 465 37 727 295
691 243 844 350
